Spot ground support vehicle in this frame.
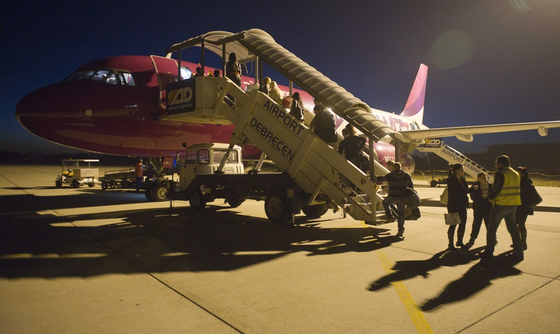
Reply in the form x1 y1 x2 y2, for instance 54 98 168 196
100 168 157 190
55 159 99 188
100 169 136 190
173 143 331 224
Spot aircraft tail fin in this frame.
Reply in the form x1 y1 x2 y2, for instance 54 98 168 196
401 64 428 123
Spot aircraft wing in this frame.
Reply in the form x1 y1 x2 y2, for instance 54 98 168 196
399 120 560 143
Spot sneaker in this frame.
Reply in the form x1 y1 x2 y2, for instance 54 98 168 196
396 231 404 239
383 218 396 223
447 244 456 251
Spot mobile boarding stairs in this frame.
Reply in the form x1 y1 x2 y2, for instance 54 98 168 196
161 29 410 223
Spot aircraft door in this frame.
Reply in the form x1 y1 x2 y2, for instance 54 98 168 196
150 56 180 110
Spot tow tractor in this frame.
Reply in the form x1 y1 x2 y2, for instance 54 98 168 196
55 159 99 188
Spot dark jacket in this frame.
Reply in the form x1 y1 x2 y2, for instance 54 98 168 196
447 176 469 212
338 136 366 161
518 178 535 215
377 170 413 197
311 109 336 143
468 181 493 214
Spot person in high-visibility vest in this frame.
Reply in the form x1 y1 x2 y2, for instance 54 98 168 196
480 155 524 262
134 159 144 192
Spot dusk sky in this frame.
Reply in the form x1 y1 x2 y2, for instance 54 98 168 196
1 0 559 156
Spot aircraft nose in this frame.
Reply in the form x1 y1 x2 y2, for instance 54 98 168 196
15 85 60 139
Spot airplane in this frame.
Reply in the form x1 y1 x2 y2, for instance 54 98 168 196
15 30 560 176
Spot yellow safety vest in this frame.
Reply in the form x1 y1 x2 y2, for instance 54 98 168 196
495 166 521 206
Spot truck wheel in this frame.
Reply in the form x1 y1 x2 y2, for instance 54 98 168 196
227 198 245 208
145 183 154 201
189 189 206 211
101 182 108 190
265 194 292 224
302 204 328 219
56 180 62 188
71 179 80 188
151 184 168 201
430 180 437 188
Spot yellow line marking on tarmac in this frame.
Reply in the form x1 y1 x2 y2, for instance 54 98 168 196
377 250 434 334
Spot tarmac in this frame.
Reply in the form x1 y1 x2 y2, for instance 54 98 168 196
1 164 559 333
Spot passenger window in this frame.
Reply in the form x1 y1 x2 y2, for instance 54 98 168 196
186 150 197 164
198 149 209 164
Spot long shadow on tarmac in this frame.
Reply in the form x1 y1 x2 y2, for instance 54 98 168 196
0 191 405 279
419 254 522 311
367 247 522 311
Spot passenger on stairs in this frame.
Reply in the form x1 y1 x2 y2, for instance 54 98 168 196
338 124 366 170
288 92 305 122
260 77 271 94
310 99 337 144
268 81 285 105
226 52 242 87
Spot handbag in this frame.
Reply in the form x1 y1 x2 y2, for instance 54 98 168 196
444 212 461 225
524 184 542 207
440 187 449 205
401 188 421 208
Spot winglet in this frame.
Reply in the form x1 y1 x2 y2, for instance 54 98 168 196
401 64 428 123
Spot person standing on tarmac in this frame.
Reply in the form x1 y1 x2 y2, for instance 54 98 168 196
515 166 535 251
134 159 144 192
480 155 524 262
376 162 413 239
465 172 494 249
446 164 469 250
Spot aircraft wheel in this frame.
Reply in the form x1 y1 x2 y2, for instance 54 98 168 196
265 194 292 224
55 180 62 188
151 184 168 201
71 179 80 188
226 197 245 208
302 203 329 219
189 189 206 211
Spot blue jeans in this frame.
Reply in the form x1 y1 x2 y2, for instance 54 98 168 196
383 195 405 233
484 205 523 256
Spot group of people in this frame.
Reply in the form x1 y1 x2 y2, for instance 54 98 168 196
445 155 537 262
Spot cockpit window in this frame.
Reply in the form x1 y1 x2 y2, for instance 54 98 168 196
65 70 95 82
119 72 135 86
65 69 135 86
91 70 116 84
